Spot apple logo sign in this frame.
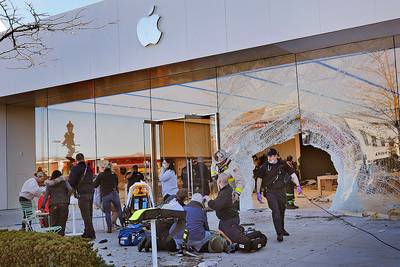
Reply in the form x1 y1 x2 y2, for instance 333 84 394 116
137 6 162 47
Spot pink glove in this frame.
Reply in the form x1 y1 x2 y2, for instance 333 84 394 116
297 186 303 195
257 192 262 203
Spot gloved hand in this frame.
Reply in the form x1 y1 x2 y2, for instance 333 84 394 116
257 192 262 203
297 186 303 195
232 191 240 203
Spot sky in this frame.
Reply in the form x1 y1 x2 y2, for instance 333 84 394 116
6 0 103 20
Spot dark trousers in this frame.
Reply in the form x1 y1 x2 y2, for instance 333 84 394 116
265 190 286 235
19 196 32 230
102 191 124 228
219 217 248 244
50 203 69 236
78 194 95 238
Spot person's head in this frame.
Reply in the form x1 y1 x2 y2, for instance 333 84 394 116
176 188 188 203
252 154 259 164
104 161 112 170
191 193 203 205
286 155 293 162
75 153 85 163
217 173 229 189
50 170 62 180
120 167 127 175
214 149 228 166
208 235 227 253
132 165 139 172
165 159 175 173
35 171 46 183
267 148 278 164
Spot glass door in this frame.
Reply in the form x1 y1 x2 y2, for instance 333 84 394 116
183 114 219 198
144 113 219 204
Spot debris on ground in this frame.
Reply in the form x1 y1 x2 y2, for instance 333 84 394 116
388 208 400 220
98 239 108 244
312 196 330 203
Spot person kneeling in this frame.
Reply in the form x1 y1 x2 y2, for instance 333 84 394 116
205 173 249 246
171 193 212 253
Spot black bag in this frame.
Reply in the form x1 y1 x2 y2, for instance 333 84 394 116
238 228 267 252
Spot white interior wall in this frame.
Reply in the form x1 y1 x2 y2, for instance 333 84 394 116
6 105 36 209
0 105 7 210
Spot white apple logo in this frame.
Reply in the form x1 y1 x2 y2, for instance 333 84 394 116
137 6 162 47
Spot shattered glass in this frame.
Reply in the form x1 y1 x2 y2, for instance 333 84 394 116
217 44 400 214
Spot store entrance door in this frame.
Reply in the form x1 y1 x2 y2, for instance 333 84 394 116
144 114 219 205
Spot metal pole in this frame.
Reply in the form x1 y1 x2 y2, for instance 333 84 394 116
150 219 158 267
189 159 194 195
150 124 159 205
187 158 191 196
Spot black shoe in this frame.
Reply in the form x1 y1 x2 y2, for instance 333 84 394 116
283 230 290 236
107 227 112 233
277 235 283 242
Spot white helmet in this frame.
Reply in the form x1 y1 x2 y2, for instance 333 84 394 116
214 149 228 165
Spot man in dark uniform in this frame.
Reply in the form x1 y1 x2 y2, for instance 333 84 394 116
256 148 302 242
286 155 300 209
126 165 145 194
69 153 96 239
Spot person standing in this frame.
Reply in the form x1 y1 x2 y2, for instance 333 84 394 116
41 170 72 236
69 153 96 239
193 158 212 197
94 162 125 233
286 155 300 209
126 165 145 194
159 160 178 201
256 148 302 242
19 171 46 230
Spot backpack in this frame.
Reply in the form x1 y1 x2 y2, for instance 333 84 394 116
118 224 145 246
238 228 267 252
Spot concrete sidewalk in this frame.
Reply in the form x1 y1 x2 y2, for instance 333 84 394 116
1 199 400 267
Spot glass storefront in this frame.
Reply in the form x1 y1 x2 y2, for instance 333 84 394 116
34 36 400 212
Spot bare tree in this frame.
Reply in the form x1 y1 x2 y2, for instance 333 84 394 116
344 49 400 140
0 0 106 68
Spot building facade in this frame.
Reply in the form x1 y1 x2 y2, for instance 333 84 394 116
1 0 400 212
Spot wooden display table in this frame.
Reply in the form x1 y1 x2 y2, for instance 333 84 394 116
317 175 338 195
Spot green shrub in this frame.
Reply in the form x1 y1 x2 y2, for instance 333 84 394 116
0 230 109 267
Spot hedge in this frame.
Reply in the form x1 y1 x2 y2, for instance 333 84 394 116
0 230 110 267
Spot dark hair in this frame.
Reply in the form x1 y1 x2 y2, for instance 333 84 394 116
166 160 176 173
267 148 278 157
76 153 85 162
287 155 293 161
120 167 127 175
51 170 62 180
132 165 139 171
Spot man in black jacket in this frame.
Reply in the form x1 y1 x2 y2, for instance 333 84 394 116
69 153 96 239
126 165 144 194
206 173 248 244
256 148 302 242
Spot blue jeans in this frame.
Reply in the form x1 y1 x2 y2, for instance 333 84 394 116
102 191 123 228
